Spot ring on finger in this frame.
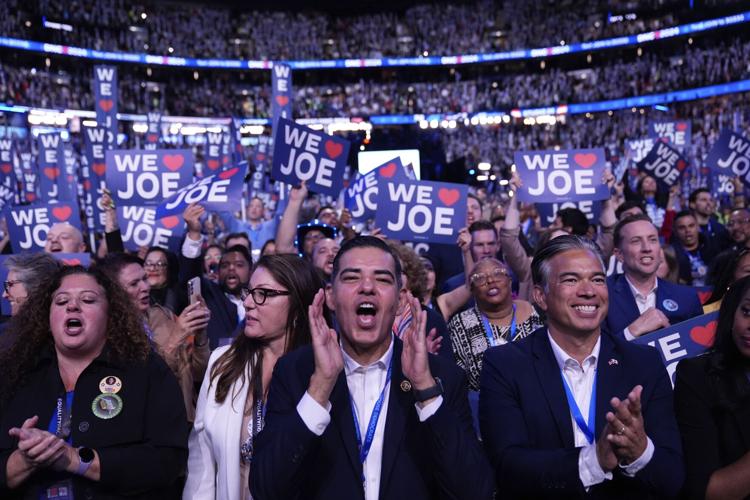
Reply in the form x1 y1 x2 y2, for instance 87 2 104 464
617 426 626 436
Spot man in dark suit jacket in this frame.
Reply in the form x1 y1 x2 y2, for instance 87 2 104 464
480 235 684 499
604 214 702 340
252 236 493 500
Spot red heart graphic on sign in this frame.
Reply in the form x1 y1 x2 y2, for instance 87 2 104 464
25 193 36 202
92 163 106 176
67 175 74 183
219 167 239 180
676 122 688 131
379 162 397 178
43 167 59 180
222 156 229 165
438 188 460 206
690 321 717 347
573 153 598 168
697 291 712 304
676 160 686 171
147 134 158 142
99 99 114 112
0 164 11 174
52 206 72 221
275 95 289 106
163 154 184 171
256 153 266 161
324 141 344 159
62 258 81 266
83 180 91 191
161 216 180 229
206 159 220 170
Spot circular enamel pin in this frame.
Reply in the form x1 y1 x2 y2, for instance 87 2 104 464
99 376 122 394
400 380 412 392
92 393 123 419
662 299 679 312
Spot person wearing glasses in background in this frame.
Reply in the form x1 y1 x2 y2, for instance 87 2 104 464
143 247 189 316
448 258 542 392
184 254 324 500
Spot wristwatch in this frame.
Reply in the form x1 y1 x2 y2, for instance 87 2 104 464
412 377 444 402
76 447 95 476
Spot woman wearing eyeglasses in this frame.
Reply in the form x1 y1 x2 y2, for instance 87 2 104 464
448 258 543 391
184 254 326 500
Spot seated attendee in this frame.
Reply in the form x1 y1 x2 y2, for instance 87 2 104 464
674 275 750 500
44 223 86 254
605 214 702 339
448 258 542 391
480 235 684 499
689 188 731 249
251 236 493 500
672 210 720 286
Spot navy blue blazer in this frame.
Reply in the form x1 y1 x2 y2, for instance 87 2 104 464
603 274 703 337
251 338 494 500
479 328 684 499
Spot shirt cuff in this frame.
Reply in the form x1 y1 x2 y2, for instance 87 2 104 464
296 391 332 436
414 395 443 422
623 327 635 341
619 437 654 477
182 234 204 258
579 443 613 488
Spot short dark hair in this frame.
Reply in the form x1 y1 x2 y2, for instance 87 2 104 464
468 219 497 236
614 213 657 248
96 252 144 283
674 210 696 225
615 200 645 220
689 188 711 205
557 208 590 236
331 236 403 289
531 235 604 289
222 244 252 265
316 205 336 217
467 193 483 211
224 232 251 250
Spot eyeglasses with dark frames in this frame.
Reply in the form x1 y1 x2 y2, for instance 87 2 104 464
241 287 291 305
3 280 21 294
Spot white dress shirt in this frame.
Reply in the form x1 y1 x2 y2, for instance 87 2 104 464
623 275 658 341
548 333 654 488
297 335 442 500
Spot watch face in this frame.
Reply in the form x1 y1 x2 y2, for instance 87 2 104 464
78 447 95 463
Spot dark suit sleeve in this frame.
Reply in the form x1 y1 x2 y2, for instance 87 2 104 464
626 348 685 498
673 358 718 500
479 348 583 496
684 289 704 320
250 354 321 500
420 361 494 499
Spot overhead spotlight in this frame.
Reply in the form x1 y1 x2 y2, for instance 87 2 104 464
478 162 491 171
168 47 174 54
141 12 147 19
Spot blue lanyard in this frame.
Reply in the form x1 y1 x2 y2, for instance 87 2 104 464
480 304 517 347
560 370 597 445
349 359 392 481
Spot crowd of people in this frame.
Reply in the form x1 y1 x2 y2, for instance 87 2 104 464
1 0 741 59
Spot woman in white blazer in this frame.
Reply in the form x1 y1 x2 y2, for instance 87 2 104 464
184 254 327 500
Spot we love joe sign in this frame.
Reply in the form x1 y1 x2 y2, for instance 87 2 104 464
106 150 193 206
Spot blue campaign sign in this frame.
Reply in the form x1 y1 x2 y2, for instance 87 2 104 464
637 141 688 188
704 129 750 186
16 150 38 204
57 142 77 202
117 206 185 251
0 138 17 209
514 148 609 204
106 149 193 206
271 118 349 196
36 133 63 202
344 157 410 222
50 252 92 268
94 65 118 138
649 121 691 150
271 63 293 132
204 131 227 175
144 112 162 150
633 311 717 386
0 255 9 315
82 126 110 232
536 200 602 227
625 138 655 165
7 201 82 252
155 164 247 218
375 177 467 244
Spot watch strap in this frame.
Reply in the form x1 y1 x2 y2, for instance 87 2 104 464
412 377 444 402
76 447 94 476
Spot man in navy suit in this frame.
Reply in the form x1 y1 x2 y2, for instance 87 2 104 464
480 235 684 499
604 213 702 339
251 236 493 500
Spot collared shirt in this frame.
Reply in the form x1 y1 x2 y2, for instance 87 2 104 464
297 336 442 500
623 275 658 341
547 332 654 488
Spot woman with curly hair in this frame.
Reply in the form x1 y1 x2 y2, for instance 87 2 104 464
674 275 750 499
184 254 325 500
0 266 188 499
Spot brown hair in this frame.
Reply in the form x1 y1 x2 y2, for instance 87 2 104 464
386 241 428 298
209 254 327 404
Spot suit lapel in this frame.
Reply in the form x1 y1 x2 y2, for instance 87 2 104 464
594 334 625 438
613 275 639 327
379 341 409 498
532 331 575 447
329 370 362 481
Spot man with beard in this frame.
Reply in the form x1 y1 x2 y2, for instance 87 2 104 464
726 208 750 250
311 237 339 282
183 204 251 348
671 210 720 286
44 222 87 254
688 188 731 248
